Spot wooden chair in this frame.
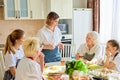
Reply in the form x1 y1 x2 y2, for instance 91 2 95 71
60 44 76 61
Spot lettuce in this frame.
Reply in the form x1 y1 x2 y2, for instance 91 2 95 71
65 59 88 77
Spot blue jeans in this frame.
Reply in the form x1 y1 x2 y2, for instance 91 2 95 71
42 46 61 63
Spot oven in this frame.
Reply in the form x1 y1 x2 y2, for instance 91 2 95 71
61 39 72 44
61 34 72 44
60 34 73 57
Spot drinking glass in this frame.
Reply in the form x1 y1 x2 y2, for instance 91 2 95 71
61 58 65 66
71 53 75 60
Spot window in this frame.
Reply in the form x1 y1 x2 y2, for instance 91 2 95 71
100 0 120 43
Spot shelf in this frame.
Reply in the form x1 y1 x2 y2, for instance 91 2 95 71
0 2 4 8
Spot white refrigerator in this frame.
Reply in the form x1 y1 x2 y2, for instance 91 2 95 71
73 8 92 51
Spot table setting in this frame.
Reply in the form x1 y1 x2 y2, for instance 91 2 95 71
43 59 120 80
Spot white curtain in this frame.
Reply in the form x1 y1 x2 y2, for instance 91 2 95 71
100 0 120 43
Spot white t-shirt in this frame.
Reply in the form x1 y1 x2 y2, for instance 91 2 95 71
15 58 42 80
77 43 103 63
37 26 62 46
109 52 120 71
4 46 24 71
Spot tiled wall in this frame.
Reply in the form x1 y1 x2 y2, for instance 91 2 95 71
0 20 45 44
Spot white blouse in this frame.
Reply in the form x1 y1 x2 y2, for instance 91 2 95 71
37 26 62 46
4 46 24 71
77 43 103 63
110 52 120 71
15 58 42 80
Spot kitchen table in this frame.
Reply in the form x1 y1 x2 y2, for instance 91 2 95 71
43 61 120 80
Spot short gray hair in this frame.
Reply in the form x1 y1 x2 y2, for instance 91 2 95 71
87 31 100 44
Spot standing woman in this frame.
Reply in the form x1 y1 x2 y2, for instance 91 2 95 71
3 29 25 80
37 12 64 63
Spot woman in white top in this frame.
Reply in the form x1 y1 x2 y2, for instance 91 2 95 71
15 37 44 80
103 40 120 71
37 12 64 63
75 31 103 64
3 29 25 80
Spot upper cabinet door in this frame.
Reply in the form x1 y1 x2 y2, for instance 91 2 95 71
18 0 30 19
30 0 45 19
4 0 16 19
46 0 73 19
4 0 30 20
4 0 73 20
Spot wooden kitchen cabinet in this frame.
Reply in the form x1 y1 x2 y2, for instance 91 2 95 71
4 0 31 20
4 0 45 20
4 0 73 20
0 7 4 19
0 0 4 19
45 0 73 19
30 0 45 19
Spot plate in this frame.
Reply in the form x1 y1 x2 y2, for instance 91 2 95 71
88 68 120 79
88 64 102 70
44 65 66 74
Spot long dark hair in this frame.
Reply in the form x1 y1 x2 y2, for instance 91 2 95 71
4 29 25 54
46 11 59 26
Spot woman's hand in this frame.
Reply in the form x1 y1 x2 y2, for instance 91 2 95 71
58 43 64 50
108 61 115 69
43 44 55 50
36 52 45 73
103 49 111 68
75 53 80 60
106 52 111 58
39 52 44 60
75 53 84 60
9 67 16 77
106 48 111 58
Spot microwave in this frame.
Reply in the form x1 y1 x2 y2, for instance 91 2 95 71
58 24 68 34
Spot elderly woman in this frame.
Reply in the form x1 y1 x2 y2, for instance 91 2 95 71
75 31 103 64
15 37 44 80
103 40 120 71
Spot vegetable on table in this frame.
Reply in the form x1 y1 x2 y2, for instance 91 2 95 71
65 59 88 77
